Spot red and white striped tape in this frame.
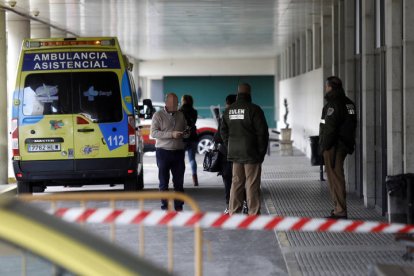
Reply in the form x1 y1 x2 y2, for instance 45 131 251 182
51 208 414 234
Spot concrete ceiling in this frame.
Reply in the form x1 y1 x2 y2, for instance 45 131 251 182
2 0 325 60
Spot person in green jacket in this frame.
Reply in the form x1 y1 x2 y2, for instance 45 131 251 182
319 76 357 219
221 83 269 215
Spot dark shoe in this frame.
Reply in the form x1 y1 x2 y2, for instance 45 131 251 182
326 214 347 220
161 205 168 211
175 206 183 212
192 174 199 186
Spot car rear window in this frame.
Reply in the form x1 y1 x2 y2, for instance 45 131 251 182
22 72 123 123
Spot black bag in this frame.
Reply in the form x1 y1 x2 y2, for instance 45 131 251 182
203 149 221 172
309 136 324 166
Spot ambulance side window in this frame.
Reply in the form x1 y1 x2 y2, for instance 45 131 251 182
73 72 122 123
23 73 71 116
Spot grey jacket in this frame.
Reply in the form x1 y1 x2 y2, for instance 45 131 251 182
150 108 188 150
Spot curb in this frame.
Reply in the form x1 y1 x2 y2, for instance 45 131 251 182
0 185 17 196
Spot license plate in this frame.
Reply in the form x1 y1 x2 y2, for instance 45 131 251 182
28 143 61 152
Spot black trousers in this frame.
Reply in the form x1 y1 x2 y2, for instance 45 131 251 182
221 160 233 205
156 148 185 210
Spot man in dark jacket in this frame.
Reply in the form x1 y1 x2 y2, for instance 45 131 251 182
221 83 269 215
319 76 357 219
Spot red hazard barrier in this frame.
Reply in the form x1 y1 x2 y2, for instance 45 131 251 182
51 208 414 234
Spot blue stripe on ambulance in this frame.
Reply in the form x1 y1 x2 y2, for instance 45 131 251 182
121 71 133 114
98 72 131 152
98 111 128 151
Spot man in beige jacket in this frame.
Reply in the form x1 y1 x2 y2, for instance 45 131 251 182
151 93 189 211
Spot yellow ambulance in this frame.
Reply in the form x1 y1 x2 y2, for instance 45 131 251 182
11 37 146 193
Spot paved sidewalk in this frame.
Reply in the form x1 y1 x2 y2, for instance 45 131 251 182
262 147 414 276
40 154 288 276
21 147 414 275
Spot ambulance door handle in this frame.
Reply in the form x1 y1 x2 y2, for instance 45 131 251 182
77 128 94 133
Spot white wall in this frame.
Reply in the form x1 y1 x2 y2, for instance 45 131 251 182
279 68 324 158
139 58 276 77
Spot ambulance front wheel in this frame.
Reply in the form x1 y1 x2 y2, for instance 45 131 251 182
17 181 33 194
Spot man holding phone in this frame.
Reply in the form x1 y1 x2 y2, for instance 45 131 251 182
151 93 190 211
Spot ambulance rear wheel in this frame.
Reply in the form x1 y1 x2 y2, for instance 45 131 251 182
17 181 33 194
124 174 139 191
33 184 46 193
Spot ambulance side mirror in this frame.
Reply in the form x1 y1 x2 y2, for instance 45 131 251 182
139 99 154 119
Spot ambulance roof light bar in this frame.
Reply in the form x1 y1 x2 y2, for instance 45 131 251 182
26 38 115 48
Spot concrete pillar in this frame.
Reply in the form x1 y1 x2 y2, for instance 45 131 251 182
300 34 306 74
0 10 7 184
7 13 30 180
7 14 29 102
321 1 333 82
295 39 300 76
313 23 322 69
332 0 339 75
338 0 346 78
286 48 290 78
275 56 281 124
361 0 376 207
101 0 110 36
141 77 152 100
50 28 66 38
403 0 414 172
306 29 313 72
281 53 285 80
66 0 80 38
343 0 357 193
31 22 50 38
131 58 141 99
289 46 294 78
385 0 403 175
49 0 66 38
290 44 295 77
30 0 50 38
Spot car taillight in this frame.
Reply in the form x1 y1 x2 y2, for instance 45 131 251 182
128 115 136 153
11 118 19 157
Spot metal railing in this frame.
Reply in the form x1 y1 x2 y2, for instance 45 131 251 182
19 192 203 276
